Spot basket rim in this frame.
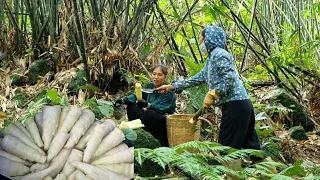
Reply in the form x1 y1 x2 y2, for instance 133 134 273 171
167 114 193 120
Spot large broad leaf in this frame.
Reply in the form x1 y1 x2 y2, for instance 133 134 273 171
98 104 114 118
139 44 151 61
122 128 137 141
47 89 61 104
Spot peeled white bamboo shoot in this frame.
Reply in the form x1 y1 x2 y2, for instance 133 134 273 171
57 106 82 133
91 147 134 165
91 143 128 162
127 124 145 129
64 109 95 149
30 163 50 173
54 173 66 180
14 122 33 141
0 156 30 176
1 135 46 164
70 162 130 180
67 170 80 180
58 106 71 130
75 171 90 180
25 118 44 148
19 166 56 180
43 176 53 180
35 112 43 135
123 119 142 125
47 128 70 162
97 163 134 178
0 149 32 166
74 121 100 150
48 149 71 178
42 106 61 150
3 123 45 155
61 149 83 177
93 128 125 158
83 120 116 163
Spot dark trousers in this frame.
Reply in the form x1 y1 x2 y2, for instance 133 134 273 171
219 99 261 150
127 104 169 147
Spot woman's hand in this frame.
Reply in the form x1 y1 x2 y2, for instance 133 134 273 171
155 84 175 93
114 98 123 107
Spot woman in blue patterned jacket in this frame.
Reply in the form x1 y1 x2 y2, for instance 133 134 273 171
156 25 261 150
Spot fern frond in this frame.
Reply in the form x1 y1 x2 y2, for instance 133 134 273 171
269 174 295 180
301 175 320 180
200 168 224 180
211 165 243 179
301 160 320 176
146 147 176 169
243 167 274 178
174 141 219 153
214 149 256 164
279 164 306 177
254 161 286 172
134 148 153 166
208 143 233 153
244 161 285 178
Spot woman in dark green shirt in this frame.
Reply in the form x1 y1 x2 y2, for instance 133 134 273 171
115 64 176 146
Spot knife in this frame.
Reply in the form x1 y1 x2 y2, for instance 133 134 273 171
141 88 156 94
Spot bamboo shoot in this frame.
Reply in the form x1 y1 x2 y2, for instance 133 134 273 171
42 106 61 150
65 109 95 149
1 135 46 164
25 118 43 148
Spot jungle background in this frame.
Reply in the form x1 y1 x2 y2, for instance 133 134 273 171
0 0 320 179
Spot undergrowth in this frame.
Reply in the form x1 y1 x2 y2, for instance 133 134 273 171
135 141 320 179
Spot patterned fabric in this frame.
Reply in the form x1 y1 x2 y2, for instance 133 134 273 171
172 26 249 105
123 82 176 114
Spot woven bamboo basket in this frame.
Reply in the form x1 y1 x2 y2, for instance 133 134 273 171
166 114 201 147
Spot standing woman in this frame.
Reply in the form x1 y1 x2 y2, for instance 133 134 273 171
156 26 261 150
115 64 176 147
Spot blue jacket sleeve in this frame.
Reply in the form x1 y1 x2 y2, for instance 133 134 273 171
171 64 207 90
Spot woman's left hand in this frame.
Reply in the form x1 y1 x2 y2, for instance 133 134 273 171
137 99 149 108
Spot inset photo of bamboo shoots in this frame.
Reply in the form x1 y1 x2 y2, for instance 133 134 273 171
0 105 137 180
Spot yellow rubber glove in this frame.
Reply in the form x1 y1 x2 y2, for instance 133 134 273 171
202 90 220 109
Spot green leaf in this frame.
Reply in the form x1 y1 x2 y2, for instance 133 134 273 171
139 44 151 61
122 127 137 141
78 85 101 92
280 164 306 176
47 89 61 104
270 175 295 180
98 104 114 118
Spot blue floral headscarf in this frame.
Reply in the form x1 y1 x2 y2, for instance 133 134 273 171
204 25 227 53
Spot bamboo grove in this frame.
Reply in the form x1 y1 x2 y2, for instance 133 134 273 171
0 0 319 98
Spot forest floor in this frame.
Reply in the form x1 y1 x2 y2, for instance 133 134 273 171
0 68 319 166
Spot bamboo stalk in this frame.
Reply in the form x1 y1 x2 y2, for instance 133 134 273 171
155 3 187 76
4 0 28 47
72 0 90 83
169 0 199 64
240 0 257 72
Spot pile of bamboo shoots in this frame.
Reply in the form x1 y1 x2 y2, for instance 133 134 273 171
0 105 134 180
